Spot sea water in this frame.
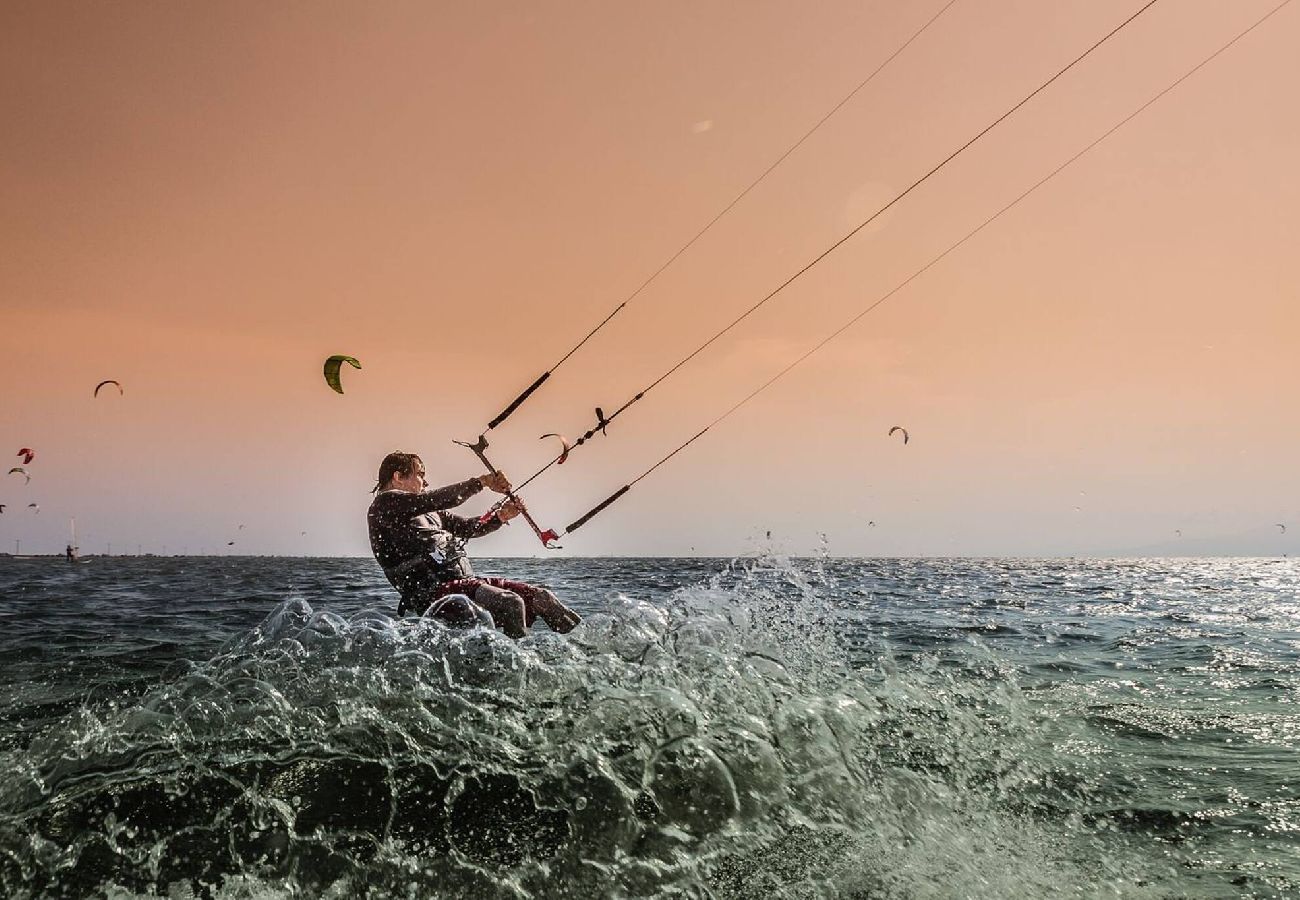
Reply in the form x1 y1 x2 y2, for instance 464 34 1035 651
0 555 1296 898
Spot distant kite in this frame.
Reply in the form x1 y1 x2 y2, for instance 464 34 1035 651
8 467 30 484
868 521 876 527
1278 524 1288 534
0 504 5 513
28 503 39 513
889 426 909 445
323 355 361 394
94 380 123 398
1175 529 1183 537
16 448 34 465
540 433 572 464
227 541 235 546
237 524 246 530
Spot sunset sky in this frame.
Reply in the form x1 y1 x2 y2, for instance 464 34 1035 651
2 0 1297 558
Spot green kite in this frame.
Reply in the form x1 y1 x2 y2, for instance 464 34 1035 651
323 355 362 394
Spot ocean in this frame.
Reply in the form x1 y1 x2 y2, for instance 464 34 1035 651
0 555 1296 898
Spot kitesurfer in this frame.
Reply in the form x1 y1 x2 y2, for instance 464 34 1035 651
367 451 581 637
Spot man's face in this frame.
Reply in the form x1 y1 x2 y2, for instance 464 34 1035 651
392 464 428 493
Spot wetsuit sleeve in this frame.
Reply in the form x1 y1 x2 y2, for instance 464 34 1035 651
423 478 485 510
377 478 484 518
440 509 505 541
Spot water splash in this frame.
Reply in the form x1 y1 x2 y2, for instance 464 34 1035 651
0 556 1168 898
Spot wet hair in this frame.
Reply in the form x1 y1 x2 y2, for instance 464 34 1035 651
373 450 424 493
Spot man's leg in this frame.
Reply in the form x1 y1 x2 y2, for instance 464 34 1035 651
483 579 581 635
527 586 581 634
471 584 529 638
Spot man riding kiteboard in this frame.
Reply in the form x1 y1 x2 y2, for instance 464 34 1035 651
367 450 581 637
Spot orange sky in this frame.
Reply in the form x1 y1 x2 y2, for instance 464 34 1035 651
2 0 1297 557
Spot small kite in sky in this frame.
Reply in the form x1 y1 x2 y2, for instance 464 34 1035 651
889 426 909 445
28 503 39 513
1175 529 1183 537
8 467 30 484
323 355 361 394
16 448 34 465
94 380 122 398
227 541 235 546
540 433 572 464
1278 524 1288 534
0 505 5 514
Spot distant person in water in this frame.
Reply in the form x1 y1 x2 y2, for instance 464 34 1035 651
367 450 581 638
65 544 75 563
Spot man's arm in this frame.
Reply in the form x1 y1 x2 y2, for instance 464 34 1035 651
373 471 511 521
378 478 483 519
424 477 486 510
441 508 506 541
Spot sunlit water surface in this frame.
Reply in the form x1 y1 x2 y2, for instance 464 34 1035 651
0 555 1297 898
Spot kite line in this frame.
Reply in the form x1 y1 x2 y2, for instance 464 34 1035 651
481 0 961 433
489 0 1160 515
557 0 1294 537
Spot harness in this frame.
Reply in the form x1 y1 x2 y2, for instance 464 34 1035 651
384 554 431 582
384 534 474 615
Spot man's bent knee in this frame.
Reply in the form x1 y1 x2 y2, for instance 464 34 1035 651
474 586 527 632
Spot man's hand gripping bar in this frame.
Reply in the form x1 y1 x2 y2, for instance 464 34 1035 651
454 434 561 549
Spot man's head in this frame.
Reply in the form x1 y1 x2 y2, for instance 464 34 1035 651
374 451 427 493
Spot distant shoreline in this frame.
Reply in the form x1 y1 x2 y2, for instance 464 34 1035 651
0 552 1292 561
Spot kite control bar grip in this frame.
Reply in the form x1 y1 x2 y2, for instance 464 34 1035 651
475 500 561 546
487 372 551 431
503 497 562 549
454 434 561 549
566 485 630 535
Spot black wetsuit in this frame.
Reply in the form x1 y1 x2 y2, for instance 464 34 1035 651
367 478 504 615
